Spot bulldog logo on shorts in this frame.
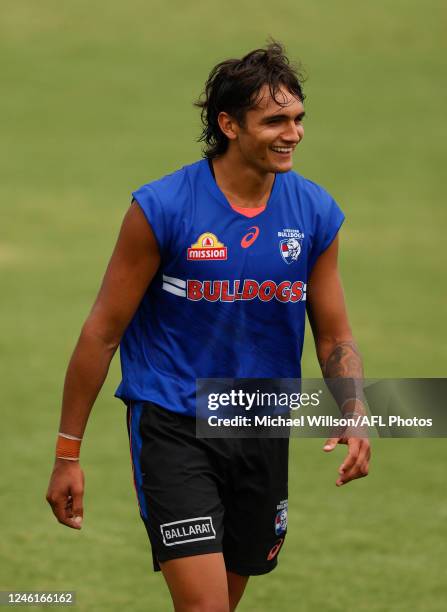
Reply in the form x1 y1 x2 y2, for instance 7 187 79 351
275 509 288 536
275 498 288 536
160 516 216 546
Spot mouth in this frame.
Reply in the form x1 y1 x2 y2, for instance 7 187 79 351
269 146 294 156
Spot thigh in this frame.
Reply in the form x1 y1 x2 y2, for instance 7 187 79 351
160 552 229 612
127 401 226 569
223 437 289 575
159 556 249 612
226 571 249 612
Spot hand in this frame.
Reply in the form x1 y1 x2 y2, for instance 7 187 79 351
323 436 370 486
46 459 85 529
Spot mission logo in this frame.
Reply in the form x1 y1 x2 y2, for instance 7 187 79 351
187 232 228 261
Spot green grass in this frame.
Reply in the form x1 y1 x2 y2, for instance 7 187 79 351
1 0 446 610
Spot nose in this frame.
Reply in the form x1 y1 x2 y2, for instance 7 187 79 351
282 120 302 144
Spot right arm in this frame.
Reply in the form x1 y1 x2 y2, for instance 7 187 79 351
46 201 160 529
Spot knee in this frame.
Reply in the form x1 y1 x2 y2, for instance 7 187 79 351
179 599 229 612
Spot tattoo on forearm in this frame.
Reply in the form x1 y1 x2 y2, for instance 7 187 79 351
320 341 363 379
320 341 365 417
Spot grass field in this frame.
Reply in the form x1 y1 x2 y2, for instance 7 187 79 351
1 1 446 610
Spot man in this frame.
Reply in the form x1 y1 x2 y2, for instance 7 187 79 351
46 41 370 611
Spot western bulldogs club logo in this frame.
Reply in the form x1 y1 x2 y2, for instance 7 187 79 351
274 499 288 536
278 228 304 264
275 509 288 535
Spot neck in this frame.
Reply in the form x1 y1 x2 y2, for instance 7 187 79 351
211 149 275 209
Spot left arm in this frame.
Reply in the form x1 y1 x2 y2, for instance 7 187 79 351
307 234 371 486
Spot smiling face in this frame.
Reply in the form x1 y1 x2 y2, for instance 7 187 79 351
220 83 305 174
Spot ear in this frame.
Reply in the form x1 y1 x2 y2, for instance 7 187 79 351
217 111 239 141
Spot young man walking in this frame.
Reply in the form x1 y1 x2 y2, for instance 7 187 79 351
46 41 370 611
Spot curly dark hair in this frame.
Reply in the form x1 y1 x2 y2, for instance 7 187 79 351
194 40 306 159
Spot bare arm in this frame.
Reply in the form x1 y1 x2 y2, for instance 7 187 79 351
307 235 360 375
58 201 160 436
46 201 160 527
307 234 370 486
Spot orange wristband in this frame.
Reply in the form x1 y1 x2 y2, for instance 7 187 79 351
56 432 82 460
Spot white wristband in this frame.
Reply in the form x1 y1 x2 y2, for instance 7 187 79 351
58 431 82 441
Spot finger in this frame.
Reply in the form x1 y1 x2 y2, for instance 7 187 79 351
323 438 340 452
347 439 369 472
49 497 82 530
65 495 73 516
337 457 370 486
360 460 370 477
339 439 361 474
70 488 84 528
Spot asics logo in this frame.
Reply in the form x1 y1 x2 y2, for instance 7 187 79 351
241 226 260 248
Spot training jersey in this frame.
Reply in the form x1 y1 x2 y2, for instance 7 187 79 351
115 158 344 415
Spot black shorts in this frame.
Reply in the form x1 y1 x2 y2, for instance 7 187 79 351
126 401 289 576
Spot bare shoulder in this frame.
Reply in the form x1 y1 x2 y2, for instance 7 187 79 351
82 201 161 346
